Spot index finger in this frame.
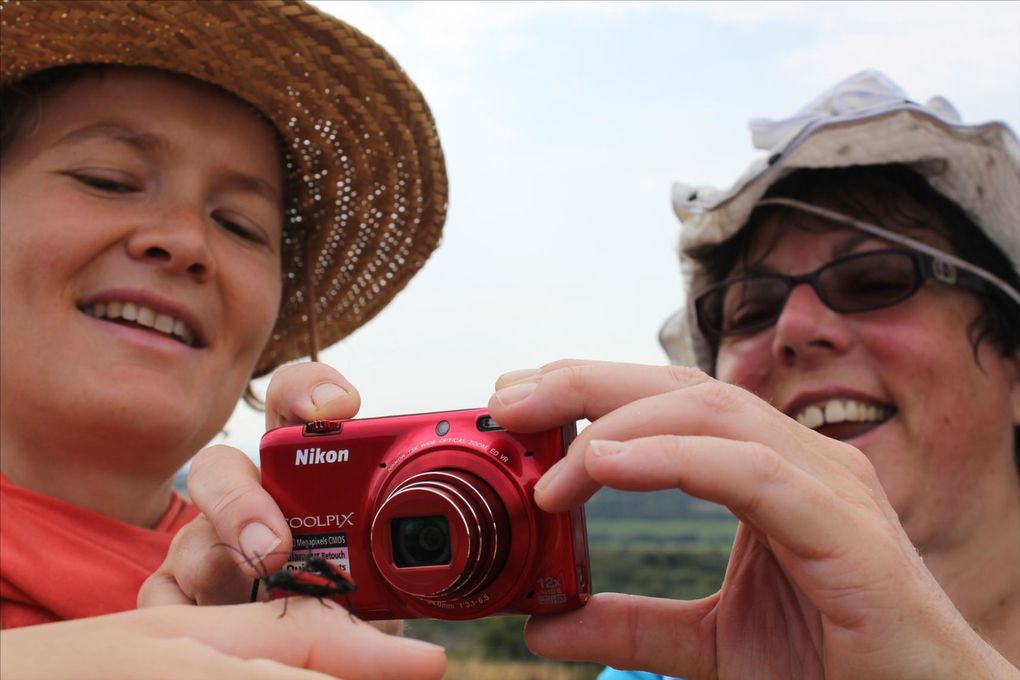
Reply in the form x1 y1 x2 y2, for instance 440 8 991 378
488 361 710 432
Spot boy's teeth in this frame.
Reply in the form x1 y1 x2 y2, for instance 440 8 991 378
796 399 889 429
85 301 196 346
154 314 175 334
136 306 156 328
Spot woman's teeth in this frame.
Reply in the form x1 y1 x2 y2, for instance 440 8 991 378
795 399 890 430
82 301 196 346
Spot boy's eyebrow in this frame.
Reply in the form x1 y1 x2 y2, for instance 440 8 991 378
56 121 168 154
55 121 282 205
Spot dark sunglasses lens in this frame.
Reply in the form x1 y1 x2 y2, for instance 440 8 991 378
820 251 920 311
703 277 789 335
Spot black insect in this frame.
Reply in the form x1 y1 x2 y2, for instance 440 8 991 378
263 557 358 615
216 544 357 618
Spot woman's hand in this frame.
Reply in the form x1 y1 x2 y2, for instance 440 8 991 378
0 599 445 680
488 360 1017 680
139 363 362 607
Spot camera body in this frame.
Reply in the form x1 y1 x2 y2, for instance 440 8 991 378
259 407 590 620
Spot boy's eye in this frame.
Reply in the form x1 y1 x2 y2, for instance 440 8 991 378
70 171 139 194
214 213 267 246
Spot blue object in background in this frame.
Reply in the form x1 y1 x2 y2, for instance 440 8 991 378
598 668 683 680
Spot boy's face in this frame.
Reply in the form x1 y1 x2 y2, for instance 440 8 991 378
0 68 284 473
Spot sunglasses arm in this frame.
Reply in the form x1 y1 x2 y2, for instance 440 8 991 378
756 198 1020 308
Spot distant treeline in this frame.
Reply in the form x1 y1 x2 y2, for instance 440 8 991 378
585 486 734 521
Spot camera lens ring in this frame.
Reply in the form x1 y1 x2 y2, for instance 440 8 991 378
388 477 488 597
424 471 506 597
375 482 476 597
370 469 510 602
410 472 504 597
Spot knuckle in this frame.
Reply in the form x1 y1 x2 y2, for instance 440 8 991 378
690 379 745 415
663 364 709 390
207 483 258 526
185 446 236 500
844 444 879 482
540 358 588 373
745 441 784 487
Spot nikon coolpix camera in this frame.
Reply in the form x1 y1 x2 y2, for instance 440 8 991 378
259 407 591 620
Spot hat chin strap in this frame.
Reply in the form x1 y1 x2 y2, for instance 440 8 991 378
756 197 1020 308
305 237 321 362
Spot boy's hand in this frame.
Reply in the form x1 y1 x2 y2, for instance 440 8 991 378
139 363 360 607
1 600 444 680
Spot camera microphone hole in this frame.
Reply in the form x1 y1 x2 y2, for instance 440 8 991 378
524 451 534 457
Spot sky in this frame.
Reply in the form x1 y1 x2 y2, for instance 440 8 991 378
214 0 1020 460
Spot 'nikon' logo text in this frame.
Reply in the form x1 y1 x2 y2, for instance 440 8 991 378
295 447 349 465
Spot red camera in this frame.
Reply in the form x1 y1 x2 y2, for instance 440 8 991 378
259 408 591 620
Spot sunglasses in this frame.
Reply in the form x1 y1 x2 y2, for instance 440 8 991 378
694 248 990 339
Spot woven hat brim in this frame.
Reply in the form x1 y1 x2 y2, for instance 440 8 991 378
661 105 1020 371
1 0 449 377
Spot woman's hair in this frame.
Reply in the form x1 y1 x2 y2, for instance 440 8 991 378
688 164 1020 467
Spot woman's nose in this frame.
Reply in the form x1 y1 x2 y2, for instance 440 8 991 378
126 203 216 282
770 282 855 367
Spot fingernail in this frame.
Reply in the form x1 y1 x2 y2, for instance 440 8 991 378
534 456 568 494
499 368 540 385
311 382 348 407
394 636 445 652
590 439 627 457
239 522 282 560
493 381 537 406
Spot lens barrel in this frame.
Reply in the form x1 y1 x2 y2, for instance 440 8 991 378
370 469 510 602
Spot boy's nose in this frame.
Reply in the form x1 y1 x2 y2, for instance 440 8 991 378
127 205 216 282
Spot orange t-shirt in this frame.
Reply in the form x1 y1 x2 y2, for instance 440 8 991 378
0 473 199 628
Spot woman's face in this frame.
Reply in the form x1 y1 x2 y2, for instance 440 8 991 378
714 215 1020 552
0 68 283 472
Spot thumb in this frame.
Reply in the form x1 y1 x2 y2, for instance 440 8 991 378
525 592 716 679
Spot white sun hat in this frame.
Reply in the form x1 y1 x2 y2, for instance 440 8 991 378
660 69 1020 372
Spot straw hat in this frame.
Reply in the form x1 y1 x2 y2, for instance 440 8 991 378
660 70 1020 372
1 0 448 376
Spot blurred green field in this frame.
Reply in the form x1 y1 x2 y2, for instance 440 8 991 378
586 517 738 549
444 659 602 680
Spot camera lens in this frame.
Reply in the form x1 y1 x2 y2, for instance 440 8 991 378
371 469 512 602
392 516 451 567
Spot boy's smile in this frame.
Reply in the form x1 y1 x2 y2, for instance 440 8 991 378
1 68 285 479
